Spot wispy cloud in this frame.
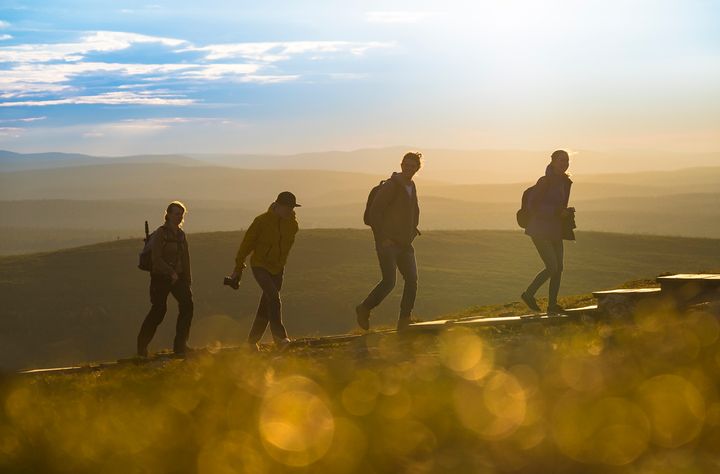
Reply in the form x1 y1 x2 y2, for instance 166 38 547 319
0 126 23 137
81 116 238 137
0 31 187 63
365 11 435 24
181 41 392 62
0 30 391 108
0 116 46 123
0 91 194 107
0 34 12 41
0 20 10 29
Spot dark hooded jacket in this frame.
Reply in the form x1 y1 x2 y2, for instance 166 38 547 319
525 165 575 241
368 172 420 247
151 223 191 283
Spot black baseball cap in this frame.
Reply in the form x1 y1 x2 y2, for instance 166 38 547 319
276 191 301 207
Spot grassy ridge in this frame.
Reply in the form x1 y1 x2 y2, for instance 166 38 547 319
1 229 719 371
1 300 718 472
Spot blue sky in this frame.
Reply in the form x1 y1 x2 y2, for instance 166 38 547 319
0 0 718 155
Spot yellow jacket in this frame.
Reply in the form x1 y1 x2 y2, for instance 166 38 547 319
234 207 299 275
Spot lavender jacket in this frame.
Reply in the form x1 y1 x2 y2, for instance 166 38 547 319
525 165 573 241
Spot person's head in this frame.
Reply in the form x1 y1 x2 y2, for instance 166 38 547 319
273 191 301 219
550 149 570 175
401 151 423 180
164 201 187 227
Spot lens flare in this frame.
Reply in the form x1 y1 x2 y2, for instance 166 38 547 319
259 376 335 467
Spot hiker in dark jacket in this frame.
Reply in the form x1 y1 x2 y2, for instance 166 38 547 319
137 201 194 357
356 151 422 331
229 192 300 351
521 150 575 314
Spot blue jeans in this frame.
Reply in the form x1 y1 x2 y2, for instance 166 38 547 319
526 237 564 305
362 243 418 319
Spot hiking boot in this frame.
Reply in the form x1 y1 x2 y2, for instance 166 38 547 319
173 345 195 356
356 303 371 331
547 304 565 315
276 338 292 352
137 346 149 358
521 292 541 312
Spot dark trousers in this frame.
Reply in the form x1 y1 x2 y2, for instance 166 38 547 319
362 243 418 320
247 267 289 344
137 274 194 353
526 237 564 305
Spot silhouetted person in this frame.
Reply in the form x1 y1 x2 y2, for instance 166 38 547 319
521 150 575 314
230 192 300 351
137 201 194 357
357 151 422 331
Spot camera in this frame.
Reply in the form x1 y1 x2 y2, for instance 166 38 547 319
223 276 240 290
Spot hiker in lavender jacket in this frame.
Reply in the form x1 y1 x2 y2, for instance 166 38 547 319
521 150 576 314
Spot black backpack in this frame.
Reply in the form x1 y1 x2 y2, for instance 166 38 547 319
138 221 156 271
515 186 536 229
516 179 549 229
363 179 397 226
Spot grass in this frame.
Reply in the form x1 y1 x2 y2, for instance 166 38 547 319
0 296 719 473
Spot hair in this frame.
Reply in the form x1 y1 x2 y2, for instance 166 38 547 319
164 200 187 226
402 151 423 169
551 149 569 161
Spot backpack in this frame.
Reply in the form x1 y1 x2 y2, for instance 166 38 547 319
138 221 156 271
516 179 549 229
363 179 397 226
515 186 535 229
139 223 184 272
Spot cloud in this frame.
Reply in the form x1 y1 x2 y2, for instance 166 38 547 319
0 20 10 29
0 62 279 99
0 34 12 41
0 91 194 107
0 31 187 63
0 126 23 138
182 41 392 62
0 116 46 123
365 11 435 24
0 30 390 108
81 117 237 137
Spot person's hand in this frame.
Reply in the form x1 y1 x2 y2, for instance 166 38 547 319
170 272 179 284
381 239 394 248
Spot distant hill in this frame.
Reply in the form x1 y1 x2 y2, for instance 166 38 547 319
2 161 720 254
0 149 201 171
189 147 720 183
0 163 401 202
3 147 719 183
1 229 718 370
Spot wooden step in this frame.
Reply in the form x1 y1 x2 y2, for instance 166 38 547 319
592 288 662 314
657 274 720 304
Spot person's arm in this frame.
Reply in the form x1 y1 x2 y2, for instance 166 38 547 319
368 181 396 244
413 184 421 236
233 217 261 275
151 227 176 276
282 219 299 264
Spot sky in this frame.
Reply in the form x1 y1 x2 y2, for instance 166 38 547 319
0 0 718 155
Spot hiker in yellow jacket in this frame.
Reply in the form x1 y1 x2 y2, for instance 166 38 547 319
230 192 300 350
